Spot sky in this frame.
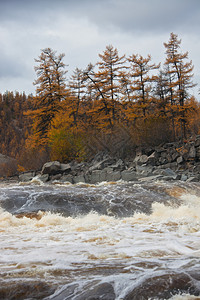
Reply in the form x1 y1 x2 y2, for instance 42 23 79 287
0 0 200 97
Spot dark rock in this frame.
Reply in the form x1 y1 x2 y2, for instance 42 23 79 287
51 174 62 181
75 283 115 300
19 172 35 182
52 283 115 300
60 163 71 173
41 161 61 175
124 272 199 300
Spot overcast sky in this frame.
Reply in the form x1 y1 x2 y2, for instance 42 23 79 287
0 0 200 97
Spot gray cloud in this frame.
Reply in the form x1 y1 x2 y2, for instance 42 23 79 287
0 0 199 95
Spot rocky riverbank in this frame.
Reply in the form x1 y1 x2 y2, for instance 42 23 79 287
18 135 200 184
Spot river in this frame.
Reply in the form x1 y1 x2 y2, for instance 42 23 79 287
1 178 200 299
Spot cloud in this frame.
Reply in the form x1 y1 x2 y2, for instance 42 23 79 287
0 0 199 96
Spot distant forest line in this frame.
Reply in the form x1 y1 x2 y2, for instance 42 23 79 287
0 32 200 174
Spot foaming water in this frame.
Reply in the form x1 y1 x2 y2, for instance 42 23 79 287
1 181 200 299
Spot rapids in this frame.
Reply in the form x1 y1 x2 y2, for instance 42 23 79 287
1 179 200 299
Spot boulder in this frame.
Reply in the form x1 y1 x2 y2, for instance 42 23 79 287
121 170 138 181
19 172 35 182
41 161 61 175
73 174 85 184
106 171 121 182
89 170 107 184
38 174 49 182
188 145 196 159
61 174 74 183
60 163 71 173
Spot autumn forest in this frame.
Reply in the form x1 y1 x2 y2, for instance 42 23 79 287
1 33 200 173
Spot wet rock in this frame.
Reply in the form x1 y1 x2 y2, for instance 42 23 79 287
124 272 200 300
51 283 115 300
19 171 35 182
38 174 49 182
75 283 115 300
0 281 56 300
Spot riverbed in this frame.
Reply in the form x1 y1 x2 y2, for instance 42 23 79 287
0 179 200 299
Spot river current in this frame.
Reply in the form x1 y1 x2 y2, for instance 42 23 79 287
1 178 200 299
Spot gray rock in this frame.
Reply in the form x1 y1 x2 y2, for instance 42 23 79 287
89 170 107 183
41 161 61 175
61 174 74 183
73 174 85 184
134 154 148 164
136 165 153 176
138 175 163 182
181 174 188 181
121 170 138 181
188 145 196 158
38 174 49 182
110 159 124 170
60 163 71 173
177 156 184 164
89 158 113 172
146 152 157 165
19 172 35 182
51 174 62 181
106 171 121 182
186 176 199 182
161 168 177 177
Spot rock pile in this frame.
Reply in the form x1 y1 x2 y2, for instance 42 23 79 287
19 136 200 183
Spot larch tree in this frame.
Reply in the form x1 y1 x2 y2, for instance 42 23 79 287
87 45 126 129
164 32 196 138
127 54 160 119
68 67 86 127
29 48 67 145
